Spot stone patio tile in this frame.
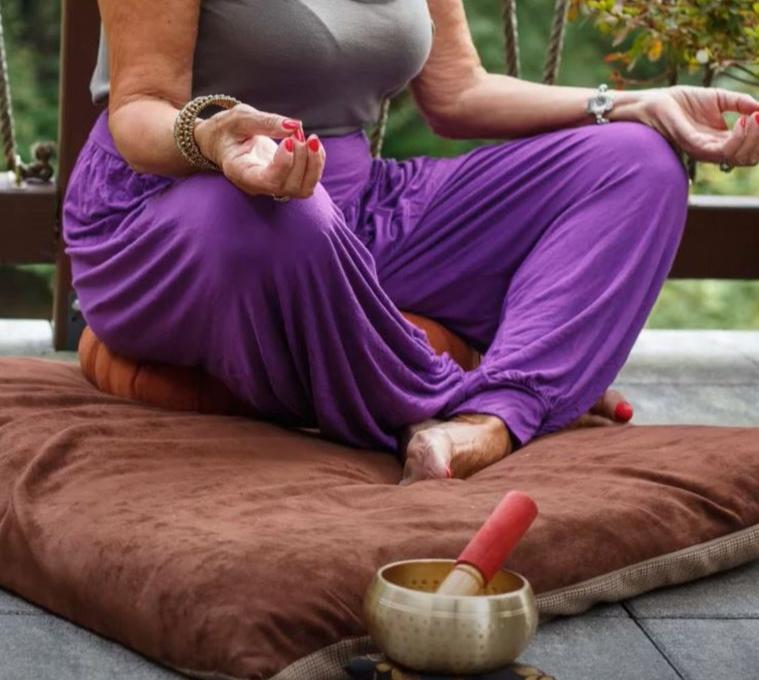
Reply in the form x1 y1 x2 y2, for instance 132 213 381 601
641 618 759 680
618 330 759 385
0 589 44 615
627 559 759 619
577 602 629 617
715 331 759 369
0 319 51 355
519 615 679 680
609 382 759 427
0 614 181 680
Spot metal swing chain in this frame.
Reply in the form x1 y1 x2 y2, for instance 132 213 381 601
502 0 521 78
0 0 54 185
504 0 570 84
543 0 570 85
370 95 390 159
0 0 20 182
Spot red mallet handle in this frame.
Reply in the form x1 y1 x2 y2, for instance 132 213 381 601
458 490 538 583
436 491 538 596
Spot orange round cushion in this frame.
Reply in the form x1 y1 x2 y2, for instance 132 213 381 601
78 313 481 415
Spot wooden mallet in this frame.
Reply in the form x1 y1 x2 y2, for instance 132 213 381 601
436 490 539 596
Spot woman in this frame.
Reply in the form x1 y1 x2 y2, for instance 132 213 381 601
64 0 759 484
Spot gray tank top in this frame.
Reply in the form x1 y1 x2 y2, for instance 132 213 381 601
90 0 434 135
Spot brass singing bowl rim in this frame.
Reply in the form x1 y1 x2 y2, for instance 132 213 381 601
366 559 538 674
375 558 532 604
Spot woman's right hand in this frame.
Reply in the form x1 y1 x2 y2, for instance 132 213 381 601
194 104 326 199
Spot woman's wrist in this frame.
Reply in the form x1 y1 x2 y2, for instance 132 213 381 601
193 117 219 167
607 88 657 126
176 96 242 172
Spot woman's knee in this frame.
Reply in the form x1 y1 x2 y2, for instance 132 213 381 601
590 121 689 198
175 175 340 279
581 122 689 250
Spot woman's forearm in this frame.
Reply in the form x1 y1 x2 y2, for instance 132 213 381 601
428 72 650 140
109 98 199 176
99 0 203 176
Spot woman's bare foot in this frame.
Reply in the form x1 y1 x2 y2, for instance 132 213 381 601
400 413 512 485
397 417 445 455
398 388 634 485
567 388 634 429
399 427 455 485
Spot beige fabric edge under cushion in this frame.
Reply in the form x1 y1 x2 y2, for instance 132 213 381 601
536 520 759 619
167 523 759 680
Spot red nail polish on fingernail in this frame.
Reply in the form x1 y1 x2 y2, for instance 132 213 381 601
284 138 294 152
614 401 634 422
282 119 301 131
295 128 306 142
754 113 759 124
308 137 320 152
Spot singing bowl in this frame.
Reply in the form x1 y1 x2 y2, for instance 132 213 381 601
363 559 538 675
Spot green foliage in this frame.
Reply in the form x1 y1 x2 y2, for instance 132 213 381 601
564 1 759 330
1 0 59 171
648 280 759 329
572 0 759 86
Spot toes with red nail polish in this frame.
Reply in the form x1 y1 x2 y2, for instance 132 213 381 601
614 401 634 423
308 137 320 153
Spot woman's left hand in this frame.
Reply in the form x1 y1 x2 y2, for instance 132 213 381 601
631 85 759 168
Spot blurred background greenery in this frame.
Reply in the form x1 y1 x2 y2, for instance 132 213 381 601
1 0 757 327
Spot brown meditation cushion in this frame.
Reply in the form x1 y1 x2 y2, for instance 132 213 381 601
1 357 758 680
78 313 481 411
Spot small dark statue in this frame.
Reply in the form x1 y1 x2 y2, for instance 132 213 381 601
18 141 56 183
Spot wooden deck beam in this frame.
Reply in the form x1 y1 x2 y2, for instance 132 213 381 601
1 189 757 277
0 175 57 264
672 196 759 279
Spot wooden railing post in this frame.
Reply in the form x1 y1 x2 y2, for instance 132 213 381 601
52 0 102 350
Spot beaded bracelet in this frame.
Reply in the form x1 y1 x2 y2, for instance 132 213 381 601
173 94 241 172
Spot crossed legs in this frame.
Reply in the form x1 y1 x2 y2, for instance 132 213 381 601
70 122 688 481
371 122 689 481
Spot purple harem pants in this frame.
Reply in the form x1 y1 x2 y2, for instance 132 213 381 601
63 111 689 452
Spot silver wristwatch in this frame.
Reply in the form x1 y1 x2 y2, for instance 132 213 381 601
587 84 615 125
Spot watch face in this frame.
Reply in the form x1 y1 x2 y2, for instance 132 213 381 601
589 95 611 114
